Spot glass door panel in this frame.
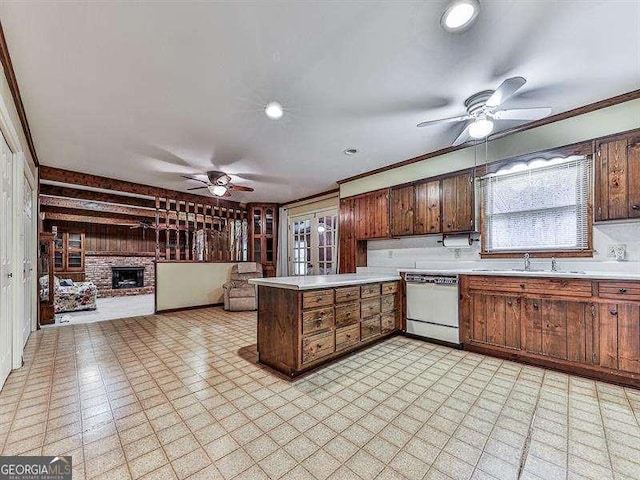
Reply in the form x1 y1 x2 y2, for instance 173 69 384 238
289 209 338 276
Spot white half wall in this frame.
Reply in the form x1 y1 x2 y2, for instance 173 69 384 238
155 262 236 312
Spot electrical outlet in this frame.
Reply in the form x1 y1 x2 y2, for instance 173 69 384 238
607 244 626 258
387 250 393 258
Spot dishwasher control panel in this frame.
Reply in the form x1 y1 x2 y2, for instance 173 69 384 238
404 274 458 285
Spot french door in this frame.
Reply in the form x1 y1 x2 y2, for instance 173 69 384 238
289 209 338 276
0 131 14 387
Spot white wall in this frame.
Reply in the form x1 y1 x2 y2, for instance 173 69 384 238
155 262 236 312
363 222 640 275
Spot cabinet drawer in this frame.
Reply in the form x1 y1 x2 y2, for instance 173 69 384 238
467 276 592 298
302 307 335 335
361 283 381 298
381 312 396 333
598 282 640 302
361 298 381 319
361 316 381 340
335 302 360 327
301 330 335 364
302 289 334 309
336 323 360 351
382 282 398 295
381 294 396 313
335 286 360 303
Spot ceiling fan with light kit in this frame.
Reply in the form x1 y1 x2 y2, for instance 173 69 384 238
417 77 552 146
181 171 255 197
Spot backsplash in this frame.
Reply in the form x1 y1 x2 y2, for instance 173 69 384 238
362 221 640 275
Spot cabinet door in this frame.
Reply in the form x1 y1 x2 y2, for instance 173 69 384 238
338 198 356 273
470 293 520 349
596 303 640 373
354 189 390 240
595 138 628 221
628 140 640 218
414 180 441 235
390 185 414 236
521 298 543 355
442 173 474 233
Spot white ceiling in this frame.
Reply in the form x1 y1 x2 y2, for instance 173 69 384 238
1 1 639 203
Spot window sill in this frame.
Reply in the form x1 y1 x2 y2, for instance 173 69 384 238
480 250 594 259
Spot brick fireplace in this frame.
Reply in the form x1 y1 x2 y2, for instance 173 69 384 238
85 255 155 297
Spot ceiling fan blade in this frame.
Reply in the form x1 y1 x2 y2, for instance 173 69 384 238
417 114 470 128
181 175 210 185
187 186 209 191
228 184 254 192
486 76 526 107
491 107 552 121
452 123 473 147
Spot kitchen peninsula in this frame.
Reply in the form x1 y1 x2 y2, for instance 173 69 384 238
250 274 402 376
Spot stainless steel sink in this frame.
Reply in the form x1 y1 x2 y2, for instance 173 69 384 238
511 268 545 272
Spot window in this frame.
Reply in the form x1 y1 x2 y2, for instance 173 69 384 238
481 155 592 255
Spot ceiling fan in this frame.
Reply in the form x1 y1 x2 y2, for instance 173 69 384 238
417 77 552 146
181 171 255 197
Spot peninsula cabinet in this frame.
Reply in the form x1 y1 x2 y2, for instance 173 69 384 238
594 131 640 221
256 279 401 377
460 275 640 387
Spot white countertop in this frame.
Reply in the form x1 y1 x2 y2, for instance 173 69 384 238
249 273 401 290
398 268 640 281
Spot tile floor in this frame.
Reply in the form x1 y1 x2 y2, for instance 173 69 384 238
1 307 639 480
52 294 155 325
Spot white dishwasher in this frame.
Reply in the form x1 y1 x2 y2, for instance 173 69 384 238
405 274 460 345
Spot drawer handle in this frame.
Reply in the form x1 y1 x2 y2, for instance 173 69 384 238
533 303 539 309
520 284 526 289
315 319 323 325
632 205 640 210
507 301 512 306
610 310 618 316
316 297 322 302
619 288 627 294
346 334 351 339
346 312 351 317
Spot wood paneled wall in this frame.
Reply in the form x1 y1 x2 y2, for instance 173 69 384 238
44 220 164 256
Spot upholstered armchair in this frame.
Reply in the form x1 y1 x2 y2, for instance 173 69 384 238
223 263 263 311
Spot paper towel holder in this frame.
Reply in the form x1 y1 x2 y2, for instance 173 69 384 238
437 233 479 246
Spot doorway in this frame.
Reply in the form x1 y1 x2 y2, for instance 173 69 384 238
0 131 14 386
289 208 338 276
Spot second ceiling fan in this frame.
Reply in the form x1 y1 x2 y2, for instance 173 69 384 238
417 77 552 146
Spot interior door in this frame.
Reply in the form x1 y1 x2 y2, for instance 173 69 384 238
0 131 14 387
22 173 34 347
289 209 338 276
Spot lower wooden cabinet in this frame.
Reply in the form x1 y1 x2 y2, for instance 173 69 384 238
460 276 640 387
257 281 401 376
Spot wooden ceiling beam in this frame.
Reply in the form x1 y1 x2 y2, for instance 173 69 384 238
40 195 159 218
42 212 142 227
40 184 156 208
39 166 244 209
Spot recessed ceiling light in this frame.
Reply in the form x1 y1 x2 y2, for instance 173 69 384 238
208 185 228 196
469 118 493 139
441 0 480 32
343 148 359 155
264 101 284 119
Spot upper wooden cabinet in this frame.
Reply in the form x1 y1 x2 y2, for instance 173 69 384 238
353 189 390 240
414 180 441 235
338 197 356 273
441 171 475 233
390 185 414 237
594 132 640 221
248 203 278 277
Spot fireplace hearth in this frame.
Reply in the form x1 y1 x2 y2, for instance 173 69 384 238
112 266 145 289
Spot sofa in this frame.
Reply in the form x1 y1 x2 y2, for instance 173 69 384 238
40 276 98 314
223 263 263 311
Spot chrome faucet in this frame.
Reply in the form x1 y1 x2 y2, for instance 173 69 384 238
551 257 558 272
524 253 531 271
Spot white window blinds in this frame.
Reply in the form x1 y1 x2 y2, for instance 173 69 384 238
481 155 592 253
